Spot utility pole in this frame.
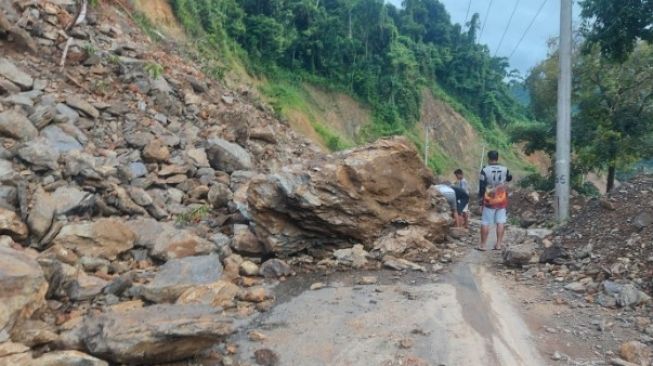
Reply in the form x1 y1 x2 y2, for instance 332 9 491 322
556 0 572 221
424 125 430 167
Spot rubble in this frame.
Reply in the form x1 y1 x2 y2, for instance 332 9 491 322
0 0 458 364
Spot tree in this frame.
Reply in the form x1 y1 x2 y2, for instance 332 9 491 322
580 0 653 61
574 44 653 191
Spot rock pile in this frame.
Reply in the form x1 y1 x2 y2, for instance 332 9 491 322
0 1 453 364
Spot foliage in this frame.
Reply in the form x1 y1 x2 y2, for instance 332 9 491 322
169 0 528 133
144 62 164 79
176 205 210 225
514 41 653 193
580 0 653 61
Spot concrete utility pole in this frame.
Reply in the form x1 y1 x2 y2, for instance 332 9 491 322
556 0 572 221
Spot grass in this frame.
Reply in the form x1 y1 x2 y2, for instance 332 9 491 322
260 79 353 152
175 205 210 225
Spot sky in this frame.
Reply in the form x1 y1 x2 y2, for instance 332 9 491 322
388 0 582 76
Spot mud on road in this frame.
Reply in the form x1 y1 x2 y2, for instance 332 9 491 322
231 249 547 366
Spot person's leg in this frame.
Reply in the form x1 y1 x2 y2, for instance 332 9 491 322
479 207 494 250
495 208 507 249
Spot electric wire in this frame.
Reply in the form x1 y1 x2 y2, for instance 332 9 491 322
494 0 521 56
508 0 549 59
464 0 473 23
478 0 494 41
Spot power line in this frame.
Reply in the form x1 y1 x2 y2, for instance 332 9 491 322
479 0 494 41
494 0 521 56
464 0 473 23
508 0 549 59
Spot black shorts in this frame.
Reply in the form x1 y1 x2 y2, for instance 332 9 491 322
451 187 469 214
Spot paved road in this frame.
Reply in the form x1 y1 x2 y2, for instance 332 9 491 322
233 249 547 366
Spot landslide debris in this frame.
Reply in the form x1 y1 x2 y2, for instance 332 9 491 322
0 1 457 364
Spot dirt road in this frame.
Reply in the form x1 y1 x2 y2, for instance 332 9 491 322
233 249 548 366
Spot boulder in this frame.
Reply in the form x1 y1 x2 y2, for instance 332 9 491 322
38 259 108 301
232 224 266 255
176 280 240 307
373 226 438 256
258 259 292 278
503 242 538 267
0 58 33 90
40 125 83 154
52 219 136 260
0 246 47 341
0 110 38 141
207 138 253 173
142 254 223 303
17 137 59 170
127 218 215 261
81 304 235 364
333 244 368 269
247 137 448 256
0 207 28 241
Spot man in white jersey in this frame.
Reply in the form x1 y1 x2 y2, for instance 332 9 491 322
477 151 512 251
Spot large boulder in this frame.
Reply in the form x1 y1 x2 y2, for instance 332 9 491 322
246 137 449 256
142 254 223 303
52 219 136 260
80 304 235 364
0 246 48 341
207 138 253 173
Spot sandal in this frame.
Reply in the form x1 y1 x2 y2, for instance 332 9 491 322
475 247 487 252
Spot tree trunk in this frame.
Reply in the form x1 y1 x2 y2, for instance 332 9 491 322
606 165 616 193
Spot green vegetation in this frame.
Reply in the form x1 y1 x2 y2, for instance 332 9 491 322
169 0 530 150
176 205 210 225
512 41 653 193
144 62 164 79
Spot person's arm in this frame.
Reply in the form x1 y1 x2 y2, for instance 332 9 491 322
478 169 487 203
506 169 513 182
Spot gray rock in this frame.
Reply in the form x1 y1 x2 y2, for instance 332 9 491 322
65 95 99 119
0 159 17 182
81 304 234 364
634 212 653 230
186 148 210 168
41 125 83 154
208 182 233 209
127 218 215 261
28 104 56 129
52 186 94 215
125 132 154 148
0 246 47 340
126 161 148 180
54 103 80 124
0 109 38 141
0 58 33 90
597 293 617 308
564 282 586 293
207 138 253 173
30 351 108 366
127 186 153 207
333 244 368 269
142 254 223 303
17 137 59 170
232 224 265 256
503 242 537 267
259 259 292 278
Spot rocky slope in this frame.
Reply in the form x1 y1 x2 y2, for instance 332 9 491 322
0 1 452 364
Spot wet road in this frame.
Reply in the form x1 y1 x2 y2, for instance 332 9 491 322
233 250 547 366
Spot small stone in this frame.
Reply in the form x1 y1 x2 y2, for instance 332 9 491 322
310 282 325 290
564 282 586 293
619 341 651 365
249 330 267 342
239 261 260 277
254 348 279 366
551 351 563 361
358 276 378 285
259 259 292 278
399 338 413 349
65 95 99 119
238 286 272 303
143 139 170 163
